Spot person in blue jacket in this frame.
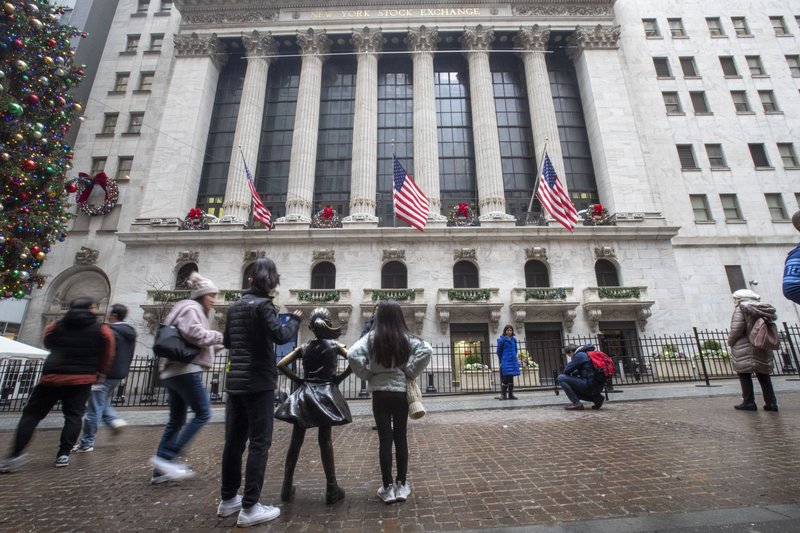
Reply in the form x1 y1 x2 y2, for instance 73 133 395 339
783 210 800 305
496 325 520 401
557 343 604 410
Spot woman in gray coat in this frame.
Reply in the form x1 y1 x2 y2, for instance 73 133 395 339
727 289 778 411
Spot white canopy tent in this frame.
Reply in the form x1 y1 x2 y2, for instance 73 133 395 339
0 336 49 360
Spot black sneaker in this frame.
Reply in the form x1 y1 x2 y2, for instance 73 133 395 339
592 395 605 410
55 455 70 468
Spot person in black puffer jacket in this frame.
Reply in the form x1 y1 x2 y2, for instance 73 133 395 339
218 258 302 528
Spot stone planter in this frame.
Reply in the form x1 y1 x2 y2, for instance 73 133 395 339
518 368 541 387
697 357 734 377
654 359 695 380
459 370 492 392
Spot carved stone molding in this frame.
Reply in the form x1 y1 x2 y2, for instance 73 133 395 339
244 250 266 261
313 249 335 262
525 247 548 261
383 249 406 262
242 30 279 59
406 25 438 52
177 250 200 264
297 28 331 57
513 4 614 17
75 247 99 265
460 24 494 51
173 32 227 68
141 309 160 335
182 9 278 25
513 25 551 52
351 27 384 54
594 246 616 259
568 24 621 54
438 308 450 333
454 248 476 260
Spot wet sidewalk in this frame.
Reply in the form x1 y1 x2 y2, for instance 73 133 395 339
0 379 799 532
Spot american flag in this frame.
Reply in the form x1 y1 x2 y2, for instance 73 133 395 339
536 153 579 232
242 153 272 230
392 155 429 232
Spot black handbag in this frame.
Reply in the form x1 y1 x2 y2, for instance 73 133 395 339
153 324 200 364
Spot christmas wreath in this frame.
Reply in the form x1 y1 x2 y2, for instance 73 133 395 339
311 206 342 228
74 172 119 216
583 203 609 225
182 207 210 230
447 202 479 227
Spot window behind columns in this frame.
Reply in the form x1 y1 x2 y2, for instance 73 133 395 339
546 44 598 212
258 58 301 220
314 56 355 217
196 50 246 217
435 53 477 214
377 55 413 227
491 54 536 226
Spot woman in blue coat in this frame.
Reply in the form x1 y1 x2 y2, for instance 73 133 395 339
496 324 520 400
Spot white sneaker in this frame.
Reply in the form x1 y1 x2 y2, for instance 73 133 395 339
377 484 396 504
148 456 195 482
236 503 280 527
394 481 411 502
110 419 128 433
217 495 242 517
0 453 30 473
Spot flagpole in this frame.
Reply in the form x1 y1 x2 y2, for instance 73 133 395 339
526 138 549 216
391 139 397 228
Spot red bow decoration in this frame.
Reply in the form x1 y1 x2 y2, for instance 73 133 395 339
592 204 604 216
187 208 203 220
322 206 334 220
457 203 469 217
76 172 109 203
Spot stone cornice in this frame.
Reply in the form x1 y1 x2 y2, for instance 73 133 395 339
568 23 621 52
176 1 615 8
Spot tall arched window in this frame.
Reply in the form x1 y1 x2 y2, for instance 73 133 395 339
453 261 479 288
242 263 257 290
595 259 620 287
524 260 550 288
175 263 198 290
311 262 336 289
381 261 407 289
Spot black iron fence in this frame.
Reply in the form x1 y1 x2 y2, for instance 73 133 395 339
2 323 799 412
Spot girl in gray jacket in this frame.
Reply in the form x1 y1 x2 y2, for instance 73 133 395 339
347 300 432 504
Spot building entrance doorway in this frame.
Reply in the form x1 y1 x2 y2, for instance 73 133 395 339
524 323 563 386
598 321 642 381
450 323 489 384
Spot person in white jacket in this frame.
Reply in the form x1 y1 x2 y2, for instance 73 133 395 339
347 300 431 505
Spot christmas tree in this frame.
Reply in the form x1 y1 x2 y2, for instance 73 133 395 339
0 1 84 299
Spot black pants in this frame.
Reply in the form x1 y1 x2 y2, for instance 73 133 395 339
738 372 777 406
220 390 274 508
501 374 514 386
11 383 91 458
372 391 408 488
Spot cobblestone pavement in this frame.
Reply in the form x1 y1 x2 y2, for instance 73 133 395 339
0 386 799 532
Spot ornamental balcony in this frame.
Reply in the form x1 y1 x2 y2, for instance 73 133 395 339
360 288 426 335
284 289 352 334
509 287 580 332
435 288 503 334
582 286 655 332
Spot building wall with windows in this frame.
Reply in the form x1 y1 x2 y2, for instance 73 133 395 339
17 0 800 357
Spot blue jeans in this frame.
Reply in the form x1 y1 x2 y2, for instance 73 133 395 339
557 374 594 404
155 372 211 461
79 379 121 447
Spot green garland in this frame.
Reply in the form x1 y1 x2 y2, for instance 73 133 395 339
298 289 341 303
372 289 416 302
598 287 640 299
447 288 490 301
222 290 242 302
150 290 189 303
525 288 566 300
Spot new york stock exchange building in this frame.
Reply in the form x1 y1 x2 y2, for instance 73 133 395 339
14 0 800 396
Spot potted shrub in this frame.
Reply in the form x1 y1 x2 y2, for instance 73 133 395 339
654 343 694 379
517 350 541 387
459 354 492 392
696 340 733 377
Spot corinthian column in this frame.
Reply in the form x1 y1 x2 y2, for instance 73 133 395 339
514 26 566 191
460 25 515 223
221 31 278 225
344 27 382 225
281 29 330 224
407 25 445 222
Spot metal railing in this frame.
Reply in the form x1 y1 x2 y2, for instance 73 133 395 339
1 323 798 411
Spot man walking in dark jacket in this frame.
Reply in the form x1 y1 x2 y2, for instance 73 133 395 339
0 297 114 472
75 303 137 452
557 343 604 410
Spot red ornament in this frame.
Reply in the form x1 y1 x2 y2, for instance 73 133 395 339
20 159 36 171
322 206 334 220
47 38 57 48
66 182 77 193
12 39 23 49
30 246 41 255
187 208 203 220
27 94 39 105
76 69 85 76
55 96 66 107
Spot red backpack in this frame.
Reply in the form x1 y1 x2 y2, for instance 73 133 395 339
588 350 615 384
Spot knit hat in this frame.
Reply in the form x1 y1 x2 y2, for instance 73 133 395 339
733 289 760 302
187 271 219 299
